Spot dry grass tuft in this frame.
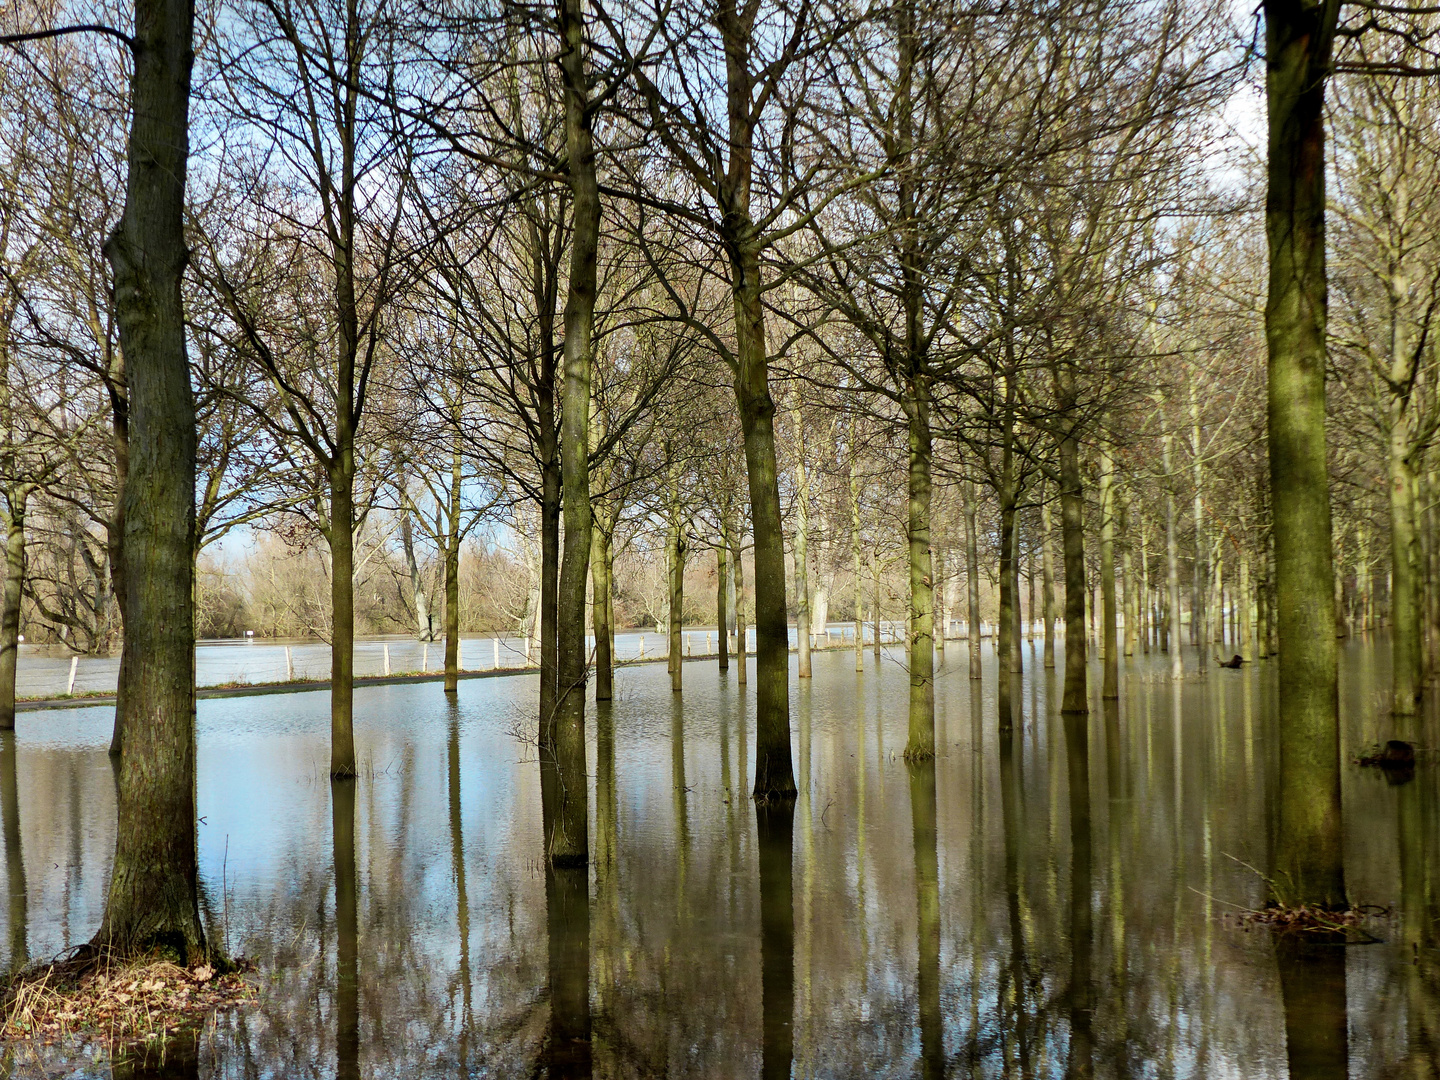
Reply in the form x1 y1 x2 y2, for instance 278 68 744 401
1 953 256 1049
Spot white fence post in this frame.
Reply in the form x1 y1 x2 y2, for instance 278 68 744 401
494 638 500 669
67 655 78 695
384 643 391 676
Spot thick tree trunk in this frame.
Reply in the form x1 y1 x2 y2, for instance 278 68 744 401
0 487 28 730
904 382 934 760
548 0 599 867
964 482 981 681
1265 0 1344 908
329 476 356 777
728 270 793 797
92 0 207 959
1100 445 1118 699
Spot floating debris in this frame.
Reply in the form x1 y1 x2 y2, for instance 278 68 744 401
1 954 256 1050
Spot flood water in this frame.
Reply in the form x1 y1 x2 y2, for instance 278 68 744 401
1 637 1437 1078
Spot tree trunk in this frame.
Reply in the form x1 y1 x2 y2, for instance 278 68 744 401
91 0 207 959
904 380 935 760
1162 435 1185 680
0 487 28 730
1057 401 1089 714
998 499 1016 717
548 0 599 867
1388 419 1422 716
716 541 729 672
735 530 748 688
443 434 461 694
329 475 356 778
538 457 561 738
399 488 434 642
1264 0 1344 908
1189 380 1207 657
1240 547 1255 663
592 517 613 700
793 437 812 679
1100 445 1118 699
964 482 982 681
666 464 685 694
1121 497 1136 658
872 558 883 664
1042 498 1056 670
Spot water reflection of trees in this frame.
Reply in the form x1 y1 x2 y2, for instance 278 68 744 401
8 656 1440 1075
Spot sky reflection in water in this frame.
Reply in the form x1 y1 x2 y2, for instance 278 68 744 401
0 637 1436 1078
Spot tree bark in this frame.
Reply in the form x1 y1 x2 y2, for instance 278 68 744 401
91 0 207 960
1264 0 1345 908
904 378 934 760
734 528 748 689
328 475 356 777
793 440 812 680
443 433 461 694
1388 415 1422 716
666 458 686 693
716 541 729 672
1056 393 1089 714
964 481 982 681
592 515 613 700
1042 497 1056 670
1100 444 1118 699
1162 434 1185 680
0 487 28 730
547 0 599 868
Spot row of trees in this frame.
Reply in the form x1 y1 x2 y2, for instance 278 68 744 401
3 0 1440 961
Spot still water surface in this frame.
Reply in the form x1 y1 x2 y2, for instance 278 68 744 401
0 638 1436 1078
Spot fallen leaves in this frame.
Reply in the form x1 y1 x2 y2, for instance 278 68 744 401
1 955 257 1050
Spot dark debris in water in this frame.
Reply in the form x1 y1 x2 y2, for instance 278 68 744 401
1 953 258 1052
1227 904 1391 940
